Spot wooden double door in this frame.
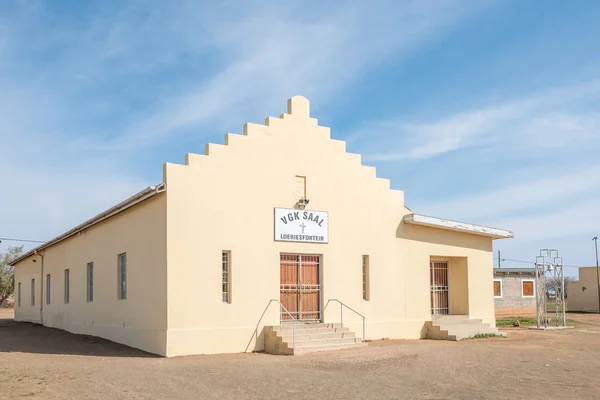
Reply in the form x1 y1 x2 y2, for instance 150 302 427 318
280 254 321 321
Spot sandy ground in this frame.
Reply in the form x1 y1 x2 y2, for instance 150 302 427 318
1 308 600 400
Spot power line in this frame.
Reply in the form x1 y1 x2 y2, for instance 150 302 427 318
0 237 46 244
493 257 581 268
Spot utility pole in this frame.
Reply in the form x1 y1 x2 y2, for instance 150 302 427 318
593 237 600 314
497 250 501 269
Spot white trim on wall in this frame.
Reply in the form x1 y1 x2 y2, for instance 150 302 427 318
521 279 536 298
493 279 503 298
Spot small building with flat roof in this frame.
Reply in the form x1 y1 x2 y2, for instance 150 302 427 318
567 267 600 312
493 268 537 317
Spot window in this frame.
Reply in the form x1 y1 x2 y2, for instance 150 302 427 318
295 175 306 199
118 253 127 300
64 269 70 304
362 255 370 301
493 279 502 298
18 282 21 307
222 251 231 303
87 262 94 302
46 274 51 305
31 279 35 306
522 279 535 298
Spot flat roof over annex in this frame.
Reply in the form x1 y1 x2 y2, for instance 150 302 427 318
403 213 513 240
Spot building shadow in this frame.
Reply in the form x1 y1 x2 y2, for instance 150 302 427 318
0 317 159 358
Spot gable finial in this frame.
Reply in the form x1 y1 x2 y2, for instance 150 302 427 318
287 95 310 118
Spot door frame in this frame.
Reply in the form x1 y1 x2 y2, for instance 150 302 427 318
279 253 323 322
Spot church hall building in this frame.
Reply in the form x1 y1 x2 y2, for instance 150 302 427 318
11 96 513 356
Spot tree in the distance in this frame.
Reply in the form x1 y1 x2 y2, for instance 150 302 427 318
545 275 576 300
0 245 24 306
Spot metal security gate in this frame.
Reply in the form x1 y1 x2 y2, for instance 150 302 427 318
430 261 449 315
280 254 321 321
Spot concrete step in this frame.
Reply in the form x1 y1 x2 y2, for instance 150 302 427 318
438 325 500 334
275 323 342 331
273 327 351 336
289 337 361 348
432 318 484 325
292 341 367 355
426 317 505 341
264 323 366 355
277 331 356 341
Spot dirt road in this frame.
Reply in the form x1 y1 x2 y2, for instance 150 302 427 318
1 309 599 399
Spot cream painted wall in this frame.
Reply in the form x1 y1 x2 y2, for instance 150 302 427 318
14 194 168 355
448 257 469 315
163 96 498 356
567 267 600 312
13 96 501 358
399 224 495 326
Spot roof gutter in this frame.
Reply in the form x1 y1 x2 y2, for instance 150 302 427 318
403 213 513 239
10 183 166 266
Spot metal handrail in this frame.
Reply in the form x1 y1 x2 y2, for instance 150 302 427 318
324 299 366 342
249 299 298 352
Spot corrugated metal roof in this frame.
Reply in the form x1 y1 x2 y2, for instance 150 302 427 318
10 183 166 266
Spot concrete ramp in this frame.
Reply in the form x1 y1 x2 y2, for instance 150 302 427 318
426 315 505 341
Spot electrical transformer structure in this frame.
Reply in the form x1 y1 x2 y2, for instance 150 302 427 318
534 249 566 329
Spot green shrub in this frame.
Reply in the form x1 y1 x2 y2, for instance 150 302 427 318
496 317 537 327
462 333 505 340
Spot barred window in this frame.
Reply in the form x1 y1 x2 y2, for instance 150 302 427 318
64 269 70 304
46 274 51 305
31 279 35 306
87 262 94 302
222 251 231 303
362 255 370 301
118 253 127 300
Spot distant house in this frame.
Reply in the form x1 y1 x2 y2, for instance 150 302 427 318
567 267 600 312
493 268 536 317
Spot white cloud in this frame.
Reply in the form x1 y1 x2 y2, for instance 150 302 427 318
362 80 600 161
418 164 600 222
411 163 600 269
0 0 488 247
100 0 490 150
494 198 600 243
492 200 600 273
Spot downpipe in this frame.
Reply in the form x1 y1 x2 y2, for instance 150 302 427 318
34 250 44 325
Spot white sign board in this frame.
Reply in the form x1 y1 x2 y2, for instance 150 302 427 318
274 208 328 243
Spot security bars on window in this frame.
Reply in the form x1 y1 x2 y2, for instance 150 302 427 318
64 269 70 304
46 274 51 305
362 255 370 301
222 251 231 303
87 262 94 302
118 253 127 300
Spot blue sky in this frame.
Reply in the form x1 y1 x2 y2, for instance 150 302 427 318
1 0 599 276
